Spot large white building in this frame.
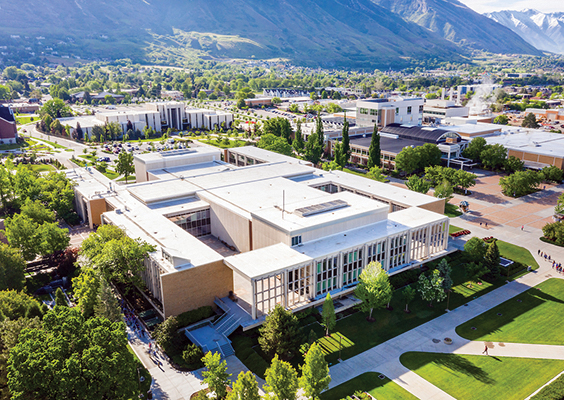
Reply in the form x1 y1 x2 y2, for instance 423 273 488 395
70 146 450 354
356 98 424 128
423 99 469 124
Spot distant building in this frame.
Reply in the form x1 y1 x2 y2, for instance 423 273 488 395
245 98 272 107
92 92 125 102
526 108 564 122
423 99 469 124
263 89 309 98
356 98 424 128
0 105 18 144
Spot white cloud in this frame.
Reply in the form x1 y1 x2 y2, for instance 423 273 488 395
459 0 564 14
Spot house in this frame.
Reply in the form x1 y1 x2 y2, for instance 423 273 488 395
0 106 18 144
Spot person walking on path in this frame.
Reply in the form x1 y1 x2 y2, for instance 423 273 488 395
482 345 489 355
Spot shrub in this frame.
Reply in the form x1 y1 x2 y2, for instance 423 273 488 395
389 268 421 290
182 343 204 365
176 306 214 328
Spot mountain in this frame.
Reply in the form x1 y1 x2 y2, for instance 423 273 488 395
486 9 564 54
369 0 542 55
0 0 543 68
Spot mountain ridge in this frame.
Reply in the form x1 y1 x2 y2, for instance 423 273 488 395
0 0 544 67
486 9 564 54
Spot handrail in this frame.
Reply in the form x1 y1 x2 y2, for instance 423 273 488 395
215 314 235 332
220 317 242 336
214 296 231 312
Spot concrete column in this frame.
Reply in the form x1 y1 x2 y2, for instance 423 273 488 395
251 278 257 320
405 230 412 264
425 225 432 258
337 254 344 289
283 270 288 308
384 237 391 271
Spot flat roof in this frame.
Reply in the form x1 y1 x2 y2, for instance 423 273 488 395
484 129 564 158
127 179 200 204
349 135 425 154
441 123 502 134
224 243 312 279
228 146 312 166
134 147 221 164
148 161 234 180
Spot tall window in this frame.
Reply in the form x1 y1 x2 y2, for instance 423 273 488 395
342 248 363 286
291 236 302 246
288 264 313 307
367 240 386 269
255 273 284 316
315 256 339 296
389 234 408 269
169 209 211 237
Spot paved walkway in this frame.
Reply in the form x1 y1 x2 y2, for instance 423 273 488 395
328 213 564 400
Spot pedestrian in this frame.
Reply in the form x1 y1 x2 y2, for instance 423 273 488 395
549 255 552 261
521 225 524 231
482 345 488 355
541 251 544 257
538 249 541 255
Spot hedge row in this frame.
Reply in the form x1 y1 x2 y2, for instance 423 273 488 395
176 306 214 328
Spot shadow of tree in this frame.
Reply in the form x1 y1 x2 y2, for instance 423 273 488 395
401 352 495 385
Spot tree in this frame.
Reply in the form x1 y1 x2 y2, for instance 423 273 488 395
91 125 104 142
0 290 44 321
94 277 122 322
454 168 476 194
115 151 135 183
464 237 488 263
299 342 331 400
54 287 68 307
321 293 336 336
4 213 40 261
80 225 155 286
494 114 509 125
465 262 488 286
367 125 381 168
434 180 454 201
542 166 563 184
402 285 416 313
333 141 346 168
201 351 231 400
366 166 386 182
341 118 350 165
406 175 431 194
263 117 293 144
395 146 419 175
522 112 539 128
258 304 302 359
0 244 26 291
480 144 507 170
437 259 453 309
75 122 84 140
264 355 298 400
8 306 138 400
484 240 501 279
227 371 260 400
304 133 323 165
415 143 442 170
556 193 564 215
236 98 246 109
257 134 293 156
354 261 392 321
292 121 305 154
72 268 100 317
39 98 71 119
152 316 181 354
463 137 487 162
417 269 446 307
505 156 524 174
315 111 324 149
38 221 70 257
500 170 542 197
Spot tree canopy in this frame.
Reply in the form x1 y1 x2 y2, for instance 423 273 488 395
354 261 392 320
257 133 293 156
258 304 302 359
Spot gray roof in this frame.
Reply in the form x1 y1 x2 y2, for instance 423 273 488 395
382 123 460 144
349 135 425 154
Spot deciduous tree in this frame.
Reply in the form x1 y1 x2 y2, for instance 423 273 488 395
406 175 431 194
417 270 446 307
321 293 336 336
264 355 298 400
402 285 416 313
0 244 26 291
72 268 100 317
201 351 231 400
299 342 331 400
227 371 260 400
354 261 392 321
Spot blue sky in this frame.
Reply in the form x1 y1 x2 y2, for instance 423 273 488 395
459 0 563 13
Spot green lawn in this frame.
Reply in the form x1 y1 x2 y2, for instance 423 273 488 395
102 170 120 180
400 352 564 400
531 371 564 400
116 175 135 183
198 138 246 149
320 372 418 400
127 346 152 398
37 138 67 149
445 203 463 218
496 240 539 269
449 225 463 234
456 279 564 344
29 164 56 173
16 116 37 125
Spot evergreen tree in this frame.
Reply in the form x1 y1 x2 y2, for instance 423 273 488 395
367 124 381 168
321 293 336 336
341 115 350 165
299 343 331 400
258 304 302 359
201 352 231 400
95 277 122 322
333 142 346 168
227 371 260 400
304 133 323 166
75 122 84 140
292 121 305 154
54 287 67 307
484 240 501 279
264 355 298 400
315 111 324 148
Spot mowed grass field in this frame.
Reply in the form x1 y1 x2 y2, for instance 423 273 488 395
320 372 418 400
400 352 564 400
456 279 564 344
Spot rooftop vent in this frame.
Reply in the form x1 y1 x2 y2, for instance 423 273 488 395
294 199 348 218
